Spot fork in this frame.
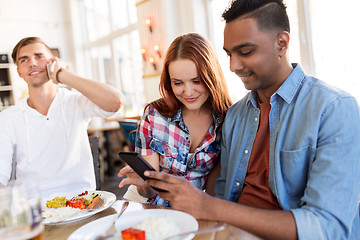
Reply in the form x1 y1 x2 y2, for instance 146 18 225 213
96 201 129 240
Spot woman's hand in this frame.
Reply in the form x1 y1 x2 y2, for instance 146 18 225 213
118 165 147 188
118 165 157 198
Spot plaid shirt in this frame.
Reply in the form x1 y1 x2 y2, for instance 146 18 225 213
135 105 223 206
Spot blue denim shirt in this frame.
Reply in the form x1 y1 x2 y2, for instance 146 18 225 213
215 64 360 239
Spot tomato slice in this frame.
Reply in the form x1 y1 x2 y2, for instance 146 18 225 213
121 228 145 240
66 198 86 209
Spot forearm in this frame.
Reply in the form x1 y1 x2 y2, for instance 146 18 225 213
200 195 298 240
205 161 221 196
57 70 124 112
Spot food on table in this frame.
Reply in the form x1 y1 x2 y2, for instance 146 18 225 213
131 215 181 240
46 196 68 208
121 228 146 240
42 207 82 222
43 191 104 222
86 195 103 209
66 198 86 209
46 191 103 210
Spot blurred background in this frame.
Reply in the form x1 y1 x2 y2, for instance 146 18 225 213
1 0 360 114
1 0 360 196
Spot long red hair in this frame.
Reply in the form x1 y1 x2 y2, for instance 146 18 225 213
150 33 232 118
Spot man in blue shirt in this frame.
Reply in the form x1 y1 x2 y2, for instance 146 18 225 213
144 0 360 239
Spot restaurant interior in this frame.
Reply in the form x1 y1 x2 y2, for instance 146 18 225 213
0 0 359 239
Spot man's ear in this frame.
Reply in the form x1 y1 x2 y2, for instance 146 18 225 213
17 67 22 78
277 31 290 57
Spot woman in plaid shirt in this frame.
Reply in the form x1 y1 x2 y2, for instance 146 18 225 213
119 33 232 206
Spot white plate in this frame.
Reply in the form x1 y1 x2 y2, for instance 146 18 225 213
68 208 198 240
42 190 116 225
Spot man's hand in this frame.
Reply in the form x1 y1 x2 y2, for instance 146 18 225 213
144 170 210 219
47 57 66 84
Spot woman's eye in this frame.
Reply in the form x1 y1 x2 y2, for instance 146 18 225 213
193 80 201 84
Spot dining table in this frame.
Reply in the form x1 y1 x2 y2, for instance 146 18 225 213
43 200 262 240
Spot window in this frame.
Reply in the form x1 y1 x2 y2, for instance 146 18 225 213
309 0 360 100
209 0 360 102
74 0 144 116
209 0 247 102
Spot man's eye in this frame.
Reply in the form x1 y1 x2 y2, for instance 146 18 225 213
239 50 254 56
19 59 27 63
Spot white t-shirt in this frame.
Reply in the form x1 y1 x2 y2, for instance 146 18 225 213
0 88 117 198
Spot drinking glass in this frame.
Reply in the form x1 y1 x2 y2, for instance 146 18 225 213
0 181 44 240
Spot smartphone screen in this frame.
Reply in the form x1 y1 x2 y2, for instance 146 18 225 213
118 152 168 192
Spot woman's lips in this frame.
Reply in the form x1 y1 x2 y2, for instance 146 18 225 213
184 97 198 102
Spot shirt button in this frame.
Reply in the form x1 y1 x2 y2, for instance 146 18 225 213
244 149 249 154
47 118 49 120
236 182 240 186
254 117 258 121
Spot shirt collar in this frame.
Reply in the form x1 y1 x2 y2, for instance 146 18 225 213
169 107 223 131
274 63 305 104
247 63 306 107
19 87 62 116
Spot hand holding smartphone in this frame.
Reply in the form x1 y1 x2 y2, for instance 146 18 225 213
46 63 51 80
118 152 168 192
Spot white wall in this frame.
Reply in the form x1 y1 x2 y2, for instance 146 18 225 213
0 0 74 64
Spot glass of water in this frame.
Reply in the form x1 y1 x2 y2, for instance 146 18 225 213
0 181 44 240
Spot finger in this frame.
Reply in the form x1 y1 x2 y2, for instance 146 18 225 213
49 61 57 75
145 178 172 193
145 171 182 184
118 166 134 177
119 177 142 188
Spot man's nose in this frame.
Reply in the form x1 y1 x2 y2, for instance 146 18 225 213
28 58 38 68
229 56 244 72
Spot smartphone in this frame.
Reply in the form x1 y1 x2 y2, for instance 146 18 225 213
46 63 51 80
118 152 168 192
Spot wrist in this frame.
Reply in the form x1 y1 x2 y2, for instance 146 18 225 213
56 68 64 83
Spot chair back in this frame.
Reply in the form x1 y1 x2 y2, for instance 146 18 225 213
118 119 139 151
89 136 100 189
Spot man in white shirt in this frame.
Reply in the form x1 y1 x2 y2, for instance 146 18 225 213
0 37 125 198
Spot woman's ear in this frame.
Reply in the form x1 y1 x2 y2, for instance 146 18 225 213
277 31 290 57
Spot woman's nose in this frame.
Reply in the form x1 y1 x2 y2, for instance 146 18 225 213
184 83 194 96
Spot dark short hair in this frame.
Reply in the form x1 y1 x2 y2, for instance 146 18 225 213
222 0 290 33
11 37 52 64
